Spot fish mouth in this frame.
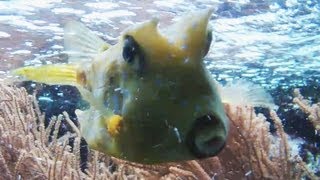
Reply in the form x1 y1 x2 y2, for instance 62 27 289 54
186 114 226 158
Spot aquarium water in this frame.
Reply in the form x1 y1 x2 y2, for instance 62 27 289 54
0 0 319 177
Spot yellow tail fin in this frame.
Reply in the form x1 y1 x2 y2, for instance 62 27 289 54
13 64 80 86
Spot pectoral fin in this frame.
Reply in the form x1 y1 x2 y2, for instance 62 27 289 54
75 109 118 155
12 64 83 86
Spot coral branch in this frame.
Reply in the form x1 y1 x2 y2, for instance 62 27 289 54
293 89 320 131
0 84 318 179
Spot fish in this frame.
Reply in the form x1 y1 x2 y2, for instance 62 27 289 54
13 9 274 164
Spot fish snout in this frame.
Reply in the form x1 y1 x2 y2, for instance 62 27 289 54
186 114 226 158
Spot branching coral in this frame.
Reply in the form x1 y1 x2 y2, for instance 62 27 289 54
293 89 320 131
0 85 122 179
0 84 318 180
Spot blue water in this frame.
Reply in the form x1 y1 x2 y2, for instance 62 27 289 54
0 0 319 175
0 0 319 90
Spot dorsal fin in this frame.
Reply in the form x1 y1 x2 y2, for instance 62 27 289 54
64 21 110 63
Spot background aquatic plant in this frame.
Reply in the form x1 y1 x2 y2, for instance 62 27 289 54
0 84 317 179
293 89 320 132
0 0 319 179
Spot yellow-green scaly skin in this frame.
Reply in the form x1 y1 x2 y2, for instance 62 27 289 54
77 9 229 164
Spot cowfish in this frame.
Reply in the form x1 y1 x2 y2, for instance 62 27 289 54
13 9 274 164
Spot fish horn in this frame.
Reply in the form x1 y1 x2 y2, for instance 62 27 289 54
163 9 213 61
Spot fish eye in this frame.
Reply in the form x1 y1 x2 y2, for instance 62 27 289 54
186 114 226 158
122 35 139 63
122 35 145 75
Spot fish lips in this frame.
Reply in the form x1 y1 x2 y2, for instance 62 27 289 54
186 114 227 158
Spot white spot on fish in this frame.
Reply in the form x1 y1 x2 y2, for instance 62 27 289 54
181 44 188 51
114 87 122 92
184 58 190 64
165 119 169 127
152 144 162 148
121 88 130 99
173 127 182 143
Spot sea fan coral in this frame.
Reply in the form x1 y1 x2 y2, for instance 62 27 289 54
293 89 320 131
0 85 114 179
0 84 317 179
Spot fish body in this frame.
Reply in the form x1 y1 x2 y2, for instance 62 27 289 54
13 9 273 164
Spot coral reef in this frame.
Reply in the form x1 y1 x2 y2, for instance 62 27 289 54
293 89 320 131
0 84 318 179
0 85 124 179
